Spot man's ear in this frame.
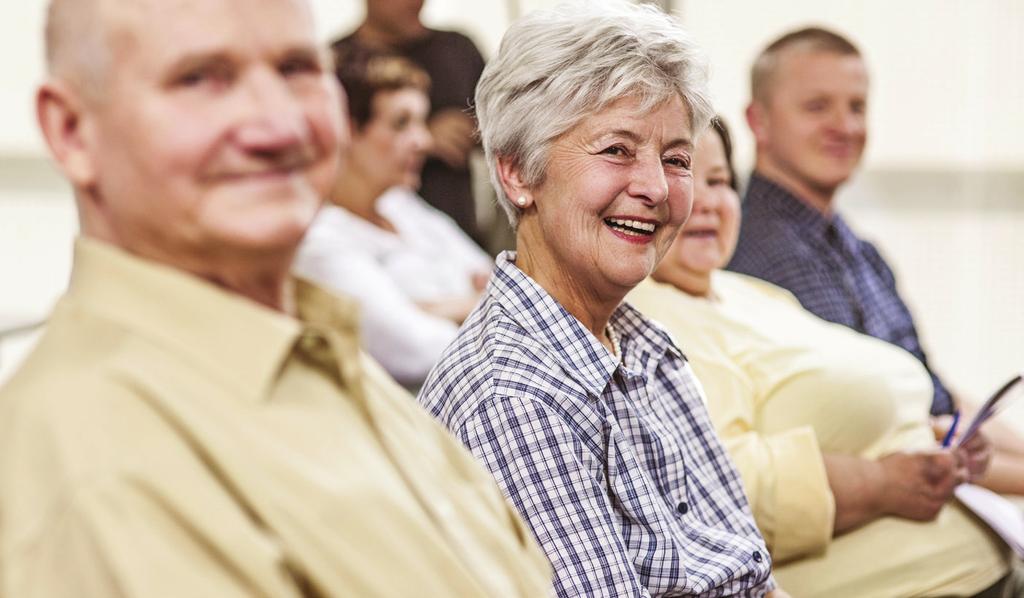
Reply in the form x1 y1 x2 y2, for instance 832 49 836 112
745 100 769 147
496 154 533 209
37 80 99 190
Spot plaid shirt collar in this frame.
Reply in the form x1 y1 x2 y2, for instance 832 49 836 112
489 251 683 397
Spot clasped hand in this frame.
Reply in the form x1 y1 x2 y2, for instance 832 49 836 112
877 450 966 521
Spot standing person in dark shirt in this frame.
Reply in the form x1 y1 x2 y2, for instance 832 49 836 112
334 0 487 245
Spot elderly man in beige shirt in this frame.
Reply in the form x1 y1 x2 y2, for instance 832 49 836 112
0 0 551 596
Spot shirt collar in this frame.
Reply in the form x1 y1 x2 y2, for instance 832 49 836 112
826 214 863 255
65 237 361 403
615 300 686 376
488 252 681 396
745 172 863 255
745 171 834 238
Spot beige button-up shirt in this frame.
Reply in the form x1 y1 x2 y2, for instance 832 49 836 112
0 238 551 597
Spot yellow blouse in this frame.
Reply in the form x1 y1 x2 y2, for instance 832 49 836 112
629 272 1008 597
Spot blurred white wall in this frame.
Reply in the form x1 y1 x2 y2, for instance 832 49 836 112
2 2 1022 424
680 0 1024 172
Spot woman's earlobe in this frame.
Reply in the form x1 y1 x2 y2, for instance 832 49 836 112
496 154 530 203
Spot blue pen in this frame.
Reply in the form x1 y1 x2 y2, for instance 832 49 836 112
941 409 961 448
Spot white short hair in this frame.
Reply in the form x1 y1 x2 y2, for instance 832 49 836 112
475 0 713 229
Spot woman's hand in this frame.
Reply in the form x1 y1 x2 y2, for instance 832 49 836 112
826 450 966 534
416 294 481 325
956 432 993 482
932 414 994 482
471 271 490 292
877 450 966 521
428 108 477 169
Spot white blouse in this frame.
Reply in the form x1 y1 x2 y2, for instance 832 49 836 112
295 187 492 386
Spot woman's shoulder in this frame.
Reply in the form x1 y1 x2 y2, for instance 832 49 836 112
419 298 587 415
380 187 452 230
382 188 490 259
437 297 562 377
714 270 802 306
301 204 393 254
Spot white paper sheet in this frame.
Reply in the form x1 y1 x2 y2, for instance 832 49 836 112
955 483 1024 558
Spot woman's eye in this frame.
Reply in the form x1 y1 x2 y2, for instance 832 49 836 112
391 115 411 130
664 156 691 169
708 177 729 186
601 145 628 157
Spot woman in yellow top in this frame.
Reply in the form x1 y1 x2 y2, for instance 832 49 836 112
629 119 1022 597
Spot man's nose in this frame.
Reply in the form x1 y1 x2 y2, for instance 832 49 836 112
233 68 309 152
628 154 669 205
830 107 865 137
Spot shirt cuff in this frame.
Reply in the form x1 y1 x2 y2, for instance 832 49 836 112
758 426 835 562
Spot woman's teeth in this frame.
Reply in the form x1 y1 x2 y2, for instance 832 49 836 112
605 218 656 235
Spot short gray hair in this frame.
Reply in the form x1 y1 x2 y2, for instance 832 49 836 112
45 0 113 101
475 0 713 229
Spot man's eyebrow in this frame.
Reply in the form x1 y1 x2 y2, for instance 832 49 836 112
163 50 237 79
275 44 324 64
163 44 325 79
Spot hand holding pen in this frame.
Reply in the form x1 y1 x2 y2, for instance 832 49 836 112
941 410 961 448
939 409 992 483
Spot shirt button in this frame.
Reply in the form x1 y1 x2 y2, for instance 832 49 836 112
676 501 689 515
299 332 323 351
752 550 763 563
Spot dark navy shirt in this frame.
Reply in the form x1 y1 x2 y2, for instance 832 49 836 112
727 172 954 415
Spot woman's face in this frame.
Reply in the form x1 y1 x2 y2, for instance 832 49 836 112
654 128 741 289
516 94 694 302
349 87 431 190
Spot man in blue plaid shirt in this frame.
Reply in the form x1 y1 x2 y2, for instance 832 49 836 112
728 27 955 416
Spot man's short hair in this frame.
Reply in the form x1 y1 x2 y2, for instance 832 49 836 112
750 27 861 103
44 0 111 100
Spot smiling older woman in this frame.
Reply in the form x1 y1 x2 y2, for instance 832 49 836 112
417 2 777 596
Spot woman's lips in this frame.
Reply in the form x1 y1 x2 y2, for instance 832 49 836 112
683 228 718 238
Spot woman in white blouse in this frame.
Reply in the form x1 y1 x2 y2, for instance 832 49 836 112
296 50 491 387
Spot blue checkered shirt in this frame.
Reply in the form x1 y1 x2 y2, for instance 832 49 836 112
418 252 774 598
727 172 954 415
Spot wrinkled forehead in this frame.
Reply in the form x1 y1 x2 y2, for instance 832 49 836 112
103 0 319 76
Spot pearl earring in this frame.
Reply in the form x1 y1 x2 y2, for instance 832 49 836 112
516 196 527 207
